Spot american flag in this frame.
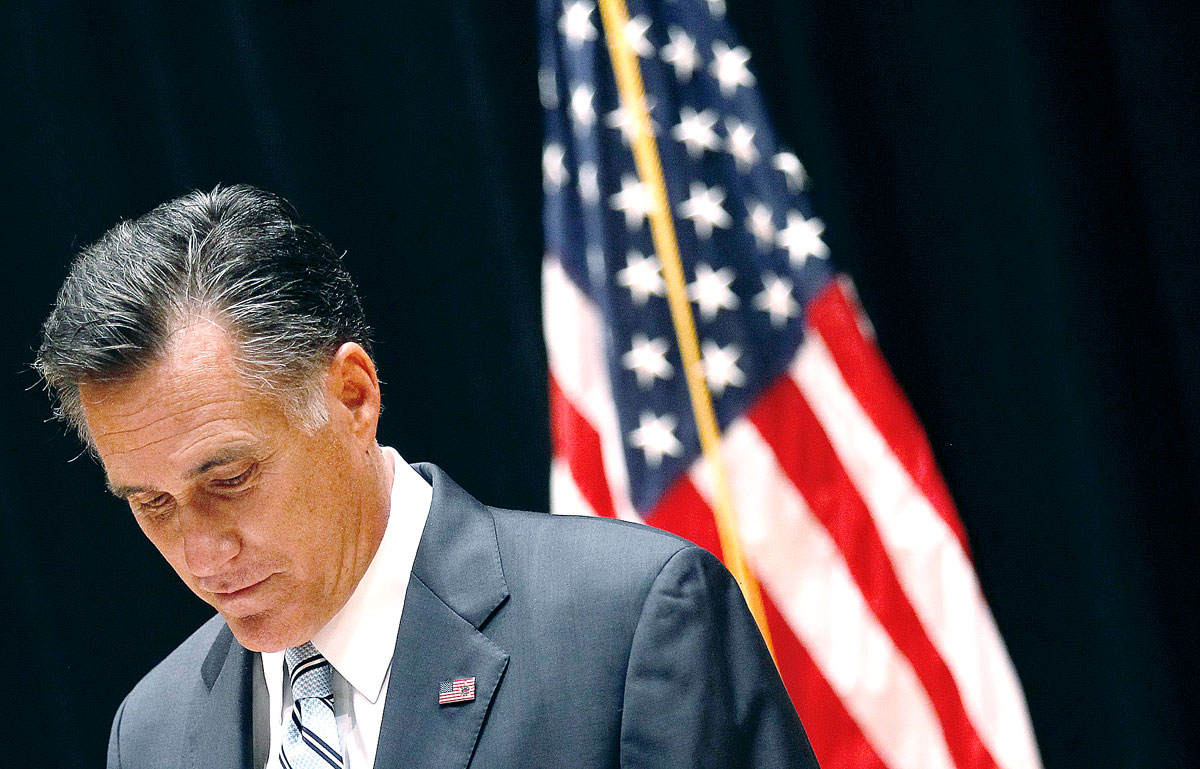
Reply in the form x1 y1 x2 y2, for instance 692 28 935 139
538 1 1043 768
438 677 477 705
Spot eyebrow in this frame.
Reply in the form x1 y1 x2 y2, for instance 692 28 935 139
106 445 259 500
107 482 148 500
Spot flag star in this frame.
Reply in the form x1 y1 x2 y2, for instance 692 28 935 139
724 118 759 171
754 273 800 327
605 98 658 145
570 84 596 132
701 340 746 395
624 15 654 57
705 0 726 17
609 174 655 230
559 1 598 46
745 200 776 251
623 334 674 388
671 107 720 158
661 26 700 83
678 181 731 239
616 250 665 304
538 67 558 109
628 411 684 467
687 262 739 319
710 41 755 98
543 143 568 190
773 151 809 190
778 210 830 266
578 162 601 204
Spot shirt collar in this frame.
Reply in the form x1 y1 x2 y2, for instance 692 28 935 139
267 445 432 705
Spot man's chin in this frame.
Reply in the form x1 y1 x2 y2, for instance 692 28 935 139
222 610 307 653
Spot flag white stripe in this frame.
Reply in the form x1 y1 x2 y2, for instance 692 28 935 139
792 333 1042 769
543 258 640 522
550 457 602 518
689 419 957 769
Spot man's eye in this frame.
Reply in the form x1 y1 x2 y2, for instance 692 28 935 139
136 495 174 516
211 466 254 489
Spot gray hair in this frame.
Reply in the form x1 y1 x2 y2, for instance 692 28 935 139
35 184 373 444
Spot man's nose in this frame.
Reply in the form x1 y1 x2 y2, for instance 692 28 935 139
178 504 241 578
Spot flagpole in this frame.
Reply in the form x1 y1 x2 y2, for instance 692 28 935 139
595 0 775 657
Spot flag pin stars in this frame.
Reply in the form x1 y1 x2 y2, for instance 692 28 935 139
559 1 597 47
629 411 683 467
661 26 699 83
710 40 755 97
438 676 476 705
687 262 739 319
672 107 720 159
623 15 654 58
777 210 829 267
773 151 809 191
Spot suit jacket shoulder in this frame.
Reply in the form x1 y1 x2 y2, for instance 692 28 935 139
109 613 253 769
491 506 694 600
461 503 816 768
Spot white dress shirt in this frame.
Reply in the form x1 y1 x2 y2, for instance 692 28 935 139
253 446 432 769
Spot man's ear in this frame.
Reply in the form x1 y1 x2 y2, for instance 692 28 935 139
325 342 381 442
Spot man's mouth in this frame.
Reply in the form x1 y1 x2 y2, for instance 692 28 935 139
215 578 267 596
203 573 277 609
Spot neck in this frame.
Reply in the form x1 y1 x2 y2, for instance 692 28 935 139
356 443 396 577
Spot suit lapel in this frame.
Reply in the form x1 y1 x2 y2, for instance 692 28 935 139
187 624 255 769
375 463 511 769
408 464 510 627
375 574 509 767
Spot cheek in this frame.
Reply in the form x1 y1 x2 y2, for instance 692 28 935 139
273 462 342 526
270 481 353 580
229 497 285 553
235 483 321 567
136 517 184 563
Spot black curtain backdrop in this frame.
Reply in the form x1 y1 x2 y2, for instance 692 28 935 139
1 2 1196 767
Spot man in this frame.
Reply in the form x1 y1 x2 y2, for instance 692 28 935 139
37 185 818 769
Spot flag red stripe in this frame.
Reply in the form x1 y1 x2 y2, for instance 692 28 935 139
644 476 724 561
761 590 891 769
549 373 619 519
806 283 970 554
750 376 1000 769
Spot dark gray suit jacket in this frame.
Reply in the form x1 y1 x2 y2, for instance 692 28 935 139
107 464 819 768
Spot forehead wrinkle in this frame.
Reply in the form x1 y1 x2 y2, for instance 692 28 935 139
87 378 235 412
99 418 258 466
89 395 246 439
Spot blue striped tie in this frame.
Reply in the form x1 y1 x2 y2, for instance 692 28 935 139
279 642 344 769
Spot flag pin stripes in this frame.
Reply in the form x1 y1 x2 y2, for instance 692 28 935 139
438 676 476 705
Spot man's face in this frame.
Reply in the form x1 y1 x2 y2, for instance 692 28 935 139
79 321 385 652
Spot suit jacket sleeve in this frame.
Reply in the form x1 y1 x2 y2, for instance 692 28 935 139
619 545 820 769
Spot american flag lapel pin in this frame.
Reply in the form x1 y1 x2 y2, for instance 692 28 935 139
438 676 476 705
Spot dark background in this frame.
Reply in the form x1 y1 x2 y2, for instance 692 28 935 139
1 2 1197 767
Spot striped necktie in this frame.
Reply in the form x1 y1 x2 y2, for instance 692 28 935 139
280 642 345 769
